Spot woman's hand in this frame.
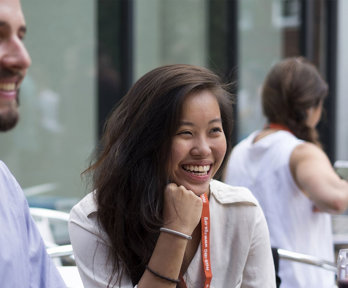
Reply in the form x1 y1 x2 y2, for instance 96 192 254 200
138 183 202 288
163 183 203 236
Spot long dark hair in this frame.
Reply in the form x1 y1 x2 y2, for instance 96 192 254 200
261 57 328 146
85 64 234 286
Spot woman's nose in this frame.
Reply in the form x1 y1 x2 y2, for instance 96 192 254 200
190 137 211 156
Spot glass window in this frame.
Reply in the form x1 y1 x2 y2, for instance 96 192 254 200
237 0 301 140
134 0 209 79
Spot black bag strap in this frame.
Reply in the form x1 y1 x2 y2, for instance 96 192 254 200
271 247 282 288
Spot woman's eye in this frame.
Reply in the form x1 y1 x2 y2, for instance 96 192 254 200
211 127 223 134
177 130 192 136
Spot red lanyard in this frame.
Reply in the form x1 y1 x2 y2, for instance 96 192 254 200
180 193 212 288
268 122 293 134
200 193 212 287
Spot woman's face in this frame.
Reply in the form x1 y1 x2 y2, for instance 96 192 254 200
167 90 227 196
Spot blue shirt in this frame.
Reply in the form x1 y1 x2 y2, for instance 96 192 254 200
0 161 66 287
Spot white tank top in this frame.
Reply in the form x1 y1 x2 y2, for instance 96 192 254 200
225 130 335 288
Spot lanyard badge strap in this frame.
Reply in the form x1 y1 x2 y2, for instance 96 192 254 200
180 193 212 288
200 193 212 287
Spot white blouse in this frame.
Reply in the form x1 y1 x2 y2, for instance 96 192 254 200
69 180 276 287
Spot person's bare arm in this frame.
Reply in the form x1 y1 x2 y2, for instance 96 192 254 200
138 183 202 288
290 142 348 214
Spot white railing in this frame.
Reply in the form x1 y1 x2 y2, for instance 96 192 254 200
277 248 337 272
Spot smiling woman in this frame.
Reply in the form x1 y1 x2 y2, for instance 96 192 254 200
69 64 276 288
168 90 227 197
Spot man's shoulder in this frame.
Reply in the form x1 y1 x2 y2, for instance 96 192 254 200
0 160 21 193
0 160 10 175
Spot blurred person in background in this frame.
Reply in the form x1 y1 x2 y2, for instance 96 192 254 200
0 0 66 286
69 64 276 288
224 57 348 287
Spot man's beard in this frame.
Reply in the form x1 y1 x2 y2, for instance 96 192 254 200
0 103 19 131
0 69 22 131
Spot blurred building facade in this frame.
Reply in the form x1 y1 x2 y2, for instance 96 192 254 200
0 0 346 208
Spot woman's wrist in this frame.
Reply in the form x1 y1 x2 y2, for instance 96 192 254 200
160 227 192 240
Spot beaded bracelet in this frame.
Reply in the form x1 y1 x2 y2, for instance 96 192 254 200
160 227 192 240
146 265 180 284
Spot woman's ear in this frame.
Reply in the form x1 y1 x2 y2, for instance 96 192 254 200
305 103 323 128
306 107 314 119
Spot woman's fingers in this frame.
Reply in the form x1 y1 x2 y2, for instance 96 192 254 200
163 183 203 235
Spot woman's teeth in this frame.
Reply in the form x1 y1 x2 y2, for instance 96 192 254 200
183 165 210 174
